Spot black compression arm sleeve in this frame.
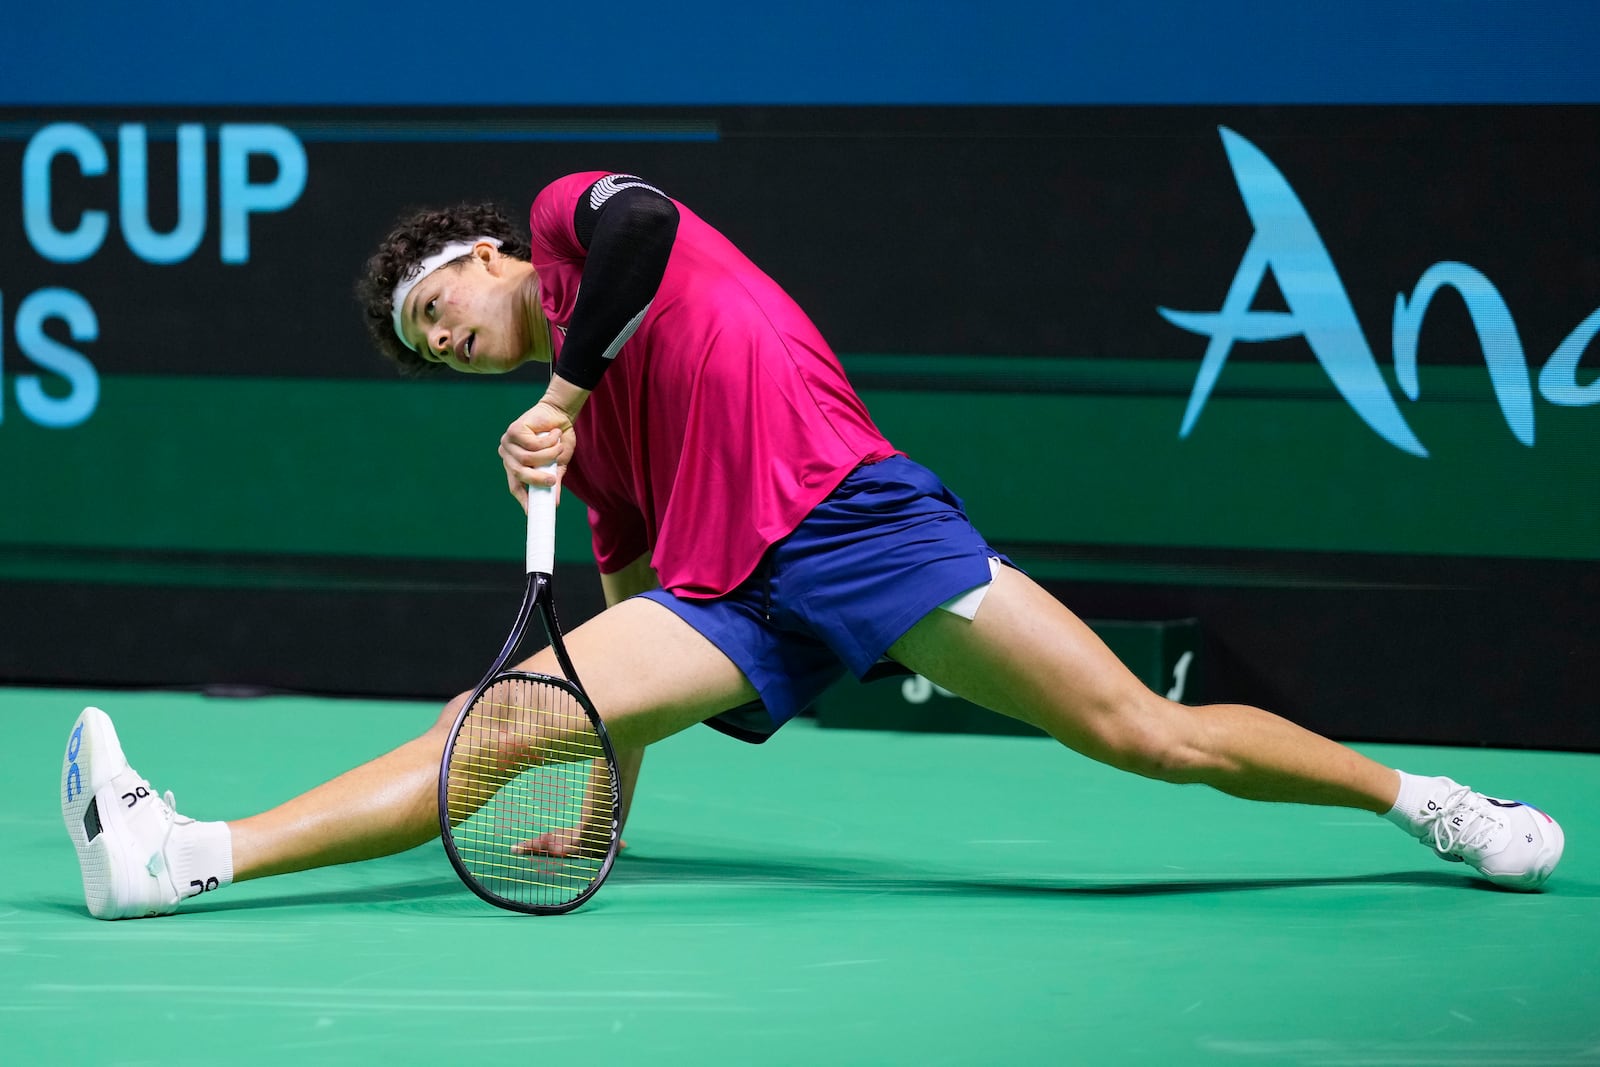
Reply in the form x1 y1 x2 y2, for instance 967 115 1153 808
554 176 680 390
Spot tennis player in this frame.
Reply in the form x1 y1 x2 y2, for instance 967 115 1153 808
62 173 1564 919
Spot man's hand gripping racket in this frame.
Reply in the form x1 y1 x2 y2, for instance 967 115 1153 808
438 461 621 914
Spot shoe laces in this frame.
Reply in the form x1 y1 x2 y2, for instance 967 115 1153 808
142 789 181 883
1419 785 1504 859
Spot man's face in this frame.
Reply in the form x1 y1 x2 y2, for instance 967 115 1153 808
398 246 543 374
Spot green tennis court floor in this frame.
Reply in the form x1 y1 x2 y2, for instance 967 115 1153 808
5 686 1597 1065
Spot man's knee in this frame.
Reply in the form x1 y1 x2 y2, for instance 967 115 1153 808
428 691 472 736
1081 694 1210 784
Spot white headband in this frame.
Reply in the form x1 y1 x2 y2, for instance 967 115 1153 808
390 237 502 350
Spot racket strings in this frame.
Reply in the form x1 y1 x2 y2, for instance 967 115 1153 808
444 676 618 908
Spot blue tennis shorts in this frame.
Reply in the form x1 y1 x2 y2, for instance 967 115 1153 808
639 455 1007 743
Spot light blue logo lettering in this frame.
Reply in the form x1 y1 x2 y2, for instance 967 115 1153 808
1160 127 1600 457
219 125 307 264
14 289 100 428
22 123 110 264
65 722 84 802
1392 263 1534 446
1538 307 1600 407
119 123 208 265
20 122 307 268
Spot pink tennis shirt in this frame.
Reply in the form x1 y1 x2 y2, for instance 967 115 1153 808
527 172 899 599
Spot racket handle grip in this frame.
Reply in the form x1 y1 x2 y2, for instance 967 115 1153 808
526 462 557 575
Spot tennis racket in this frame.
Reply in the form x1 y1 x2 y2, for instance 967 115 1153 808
438 465 621 914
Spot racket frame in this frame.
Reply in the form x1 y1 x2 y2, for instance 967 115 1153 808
437 475 622 915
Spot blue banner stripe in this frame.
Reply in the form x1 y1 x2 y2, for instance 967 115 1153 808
8 2 1600 106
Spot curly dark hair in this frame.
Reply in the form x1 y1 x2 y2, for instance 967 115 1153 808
355 202 533 375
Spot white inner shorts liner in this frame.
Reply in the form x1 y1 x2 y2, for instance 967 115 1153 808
937 556 1002 621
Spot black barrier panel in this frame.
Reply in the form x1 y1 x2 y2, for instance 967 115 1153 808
3 107 1597 383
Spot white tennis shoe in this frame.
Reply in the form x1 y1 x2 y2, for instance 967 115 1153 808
61 706 216 919
1413 779 1564 891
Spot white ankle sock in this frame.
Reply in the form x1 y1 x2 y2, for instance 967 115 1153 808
1383 771 1457 836
171 819 235 900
